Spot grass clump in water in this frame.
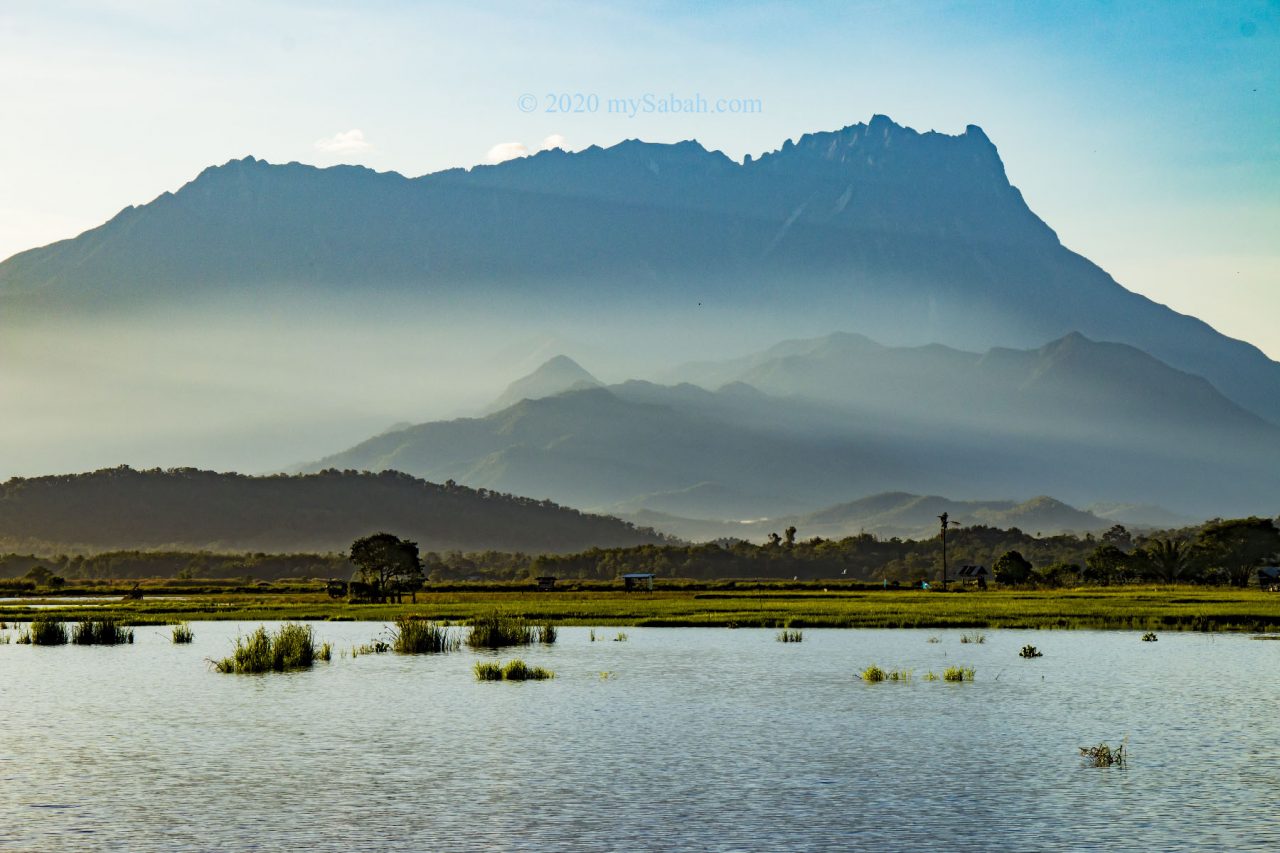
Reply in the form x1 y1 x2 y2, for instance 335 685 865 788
18 618 69 645
392 617 459 654
960 631 986 644
1080 741 1126 767
943 665 975 682
613 631 629 642
922 671 939 681
474 661 503 681
72 618 134 645
172 622 194 644
536 623 557 644
1019 644 1043 658
474 659 555 681
1141 631 1158 642
466 613 536 649
213 623 319 674
776 628 804 643
926 635 941 644
353 640 390 657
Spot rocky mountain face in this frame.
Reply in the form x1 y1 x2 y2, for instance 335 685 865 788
3 116 1277 424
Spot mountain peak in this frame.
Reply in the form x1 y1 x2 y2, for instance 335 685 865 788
487 355 601 413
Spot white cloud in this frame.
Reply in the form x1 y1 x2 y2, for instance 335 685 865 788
315 129 371 153
540 134 567 151
486 141 528 163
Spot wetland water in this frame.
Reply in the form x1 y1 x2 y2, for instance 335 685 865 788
2 624 1278 851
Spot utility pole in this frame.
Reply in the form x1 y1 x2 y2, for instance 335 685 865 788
938 512 960 590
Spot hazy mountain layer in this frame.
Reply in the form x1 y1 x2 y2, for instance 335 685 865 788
304 335 1280 519
0 467 666 554
2 116 1277 427
622 493 1118 543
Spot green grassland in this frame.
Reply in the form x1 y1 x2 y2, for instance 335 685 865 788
2 584 1278 631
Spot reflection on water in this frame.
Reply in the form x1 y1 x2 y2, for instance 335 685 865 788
0 624 1277 851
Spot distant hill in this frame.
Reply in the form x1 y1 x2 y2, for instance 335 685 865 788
0 467 666 553
621 493 1118 542
303 333 1280 519
486 355 601 413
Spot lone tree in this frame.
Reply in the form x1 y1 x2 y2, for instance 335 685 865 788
349 532 425 603
993 550 1033 586
1195 517 1280 587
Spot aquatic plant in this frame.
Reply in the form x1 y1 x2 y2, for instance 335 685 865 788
922 671 939 681
861 664 886 682
960 631 986 644
317 642 332 661
72 618 134 645
776 629 804 643
392 617 459 654
1141 631 1158 642
1019 644 1043 658
536 623 557 644
213 623 318 674
18 618 69 645
1080 741 1126 767
501 659 554 680
466 613 536 649
474 659 555 681
613 631 629 642
474 661 503 681
926 636 941 644
588 628 597 642
171 622 195 644
943 666 975 682
353 639 391 657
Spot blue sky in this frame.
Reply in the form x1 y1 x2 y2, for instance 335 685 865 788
2 0 1277 356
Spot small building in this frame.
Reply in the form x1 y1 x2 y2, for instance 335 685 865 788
954 564 988 589
622 572 655 592
1259 566 1280 592
536 576 557 592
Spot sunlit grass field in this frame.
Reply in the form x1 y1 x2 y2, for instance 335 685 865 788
2 585 1277 631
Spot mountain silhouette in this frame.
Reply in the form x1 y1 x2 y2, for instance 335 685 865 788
3 116 1277 424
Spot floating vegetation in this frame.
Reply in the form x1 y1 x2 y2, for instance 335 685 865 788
926 636 941 644
1019 644 1043 658
599 671 617 680
71 618 134 645
1250 635 1280 641
353 640 391 657
536 623 557 644
474 659 555 681
212 624 320 674
466 613 536 649
960 631 987 644
172 622 195 644
392 617 459 654
1141 632 1159 642
859 665 912 682
776 629 804 643
474 661 503 681
17 618 68 646
943 666 975 682
1080 741 1127 767
922 671 939 681
613 631 629 642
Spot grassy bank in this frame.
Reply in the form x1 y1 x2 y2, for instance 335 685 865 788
1 585 1277 631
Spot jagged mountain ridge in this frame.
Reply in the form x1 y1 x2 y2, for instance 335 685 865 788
2 116 1277 423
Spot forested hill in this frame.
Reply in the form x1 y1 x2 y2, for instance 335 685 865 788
0 467 667 553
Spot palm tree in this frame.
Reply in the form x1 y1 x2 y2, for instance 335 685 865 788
1142 537 1194 584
